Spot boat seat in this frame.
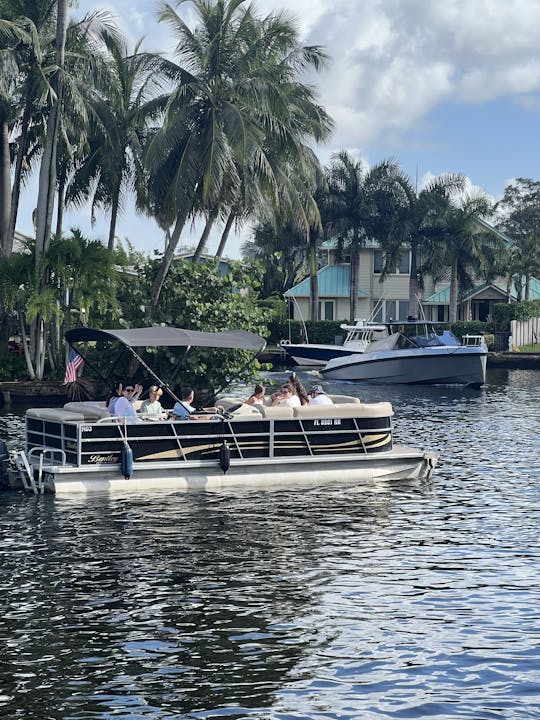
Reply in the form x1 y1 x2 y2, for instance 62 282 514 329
326 394 361 404
63 401 110 420
218 397 263 416
27 407 87 422
293 402 393 419
260 405 294 418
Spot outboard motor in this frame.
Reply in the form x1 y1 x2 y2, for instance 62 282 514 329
0 439 11 489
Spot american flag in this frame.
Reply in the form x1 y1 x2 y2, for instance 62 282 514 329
63 348 84 384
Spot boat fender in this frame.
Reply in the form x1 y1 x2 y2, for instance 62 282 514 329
121 445 133 479
219 441 230 474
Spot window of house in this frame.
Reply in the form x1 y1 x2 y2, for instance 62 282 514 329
398 252 410 275
318 300 334 321
372 300 409 322
373 250 410 274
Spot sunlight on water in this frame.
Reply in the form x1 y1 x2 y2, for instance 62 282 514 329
0 369 539 719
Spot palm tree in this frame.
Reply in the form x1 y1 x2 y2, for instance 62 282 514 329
35 0 68 262
425 192 505 322
66 30 170 251
144 0 332 316
0 0 57 253
324 151 402 322
379 172 466 317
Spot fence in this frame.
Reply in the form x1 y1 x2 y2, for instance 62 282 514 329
510 317 540 350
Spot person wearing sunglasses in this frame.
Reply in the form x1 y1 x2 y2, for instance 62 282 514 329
110 383 142 421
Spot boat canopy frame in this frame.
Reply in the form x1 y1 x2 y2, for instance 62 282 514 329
65 326 267 403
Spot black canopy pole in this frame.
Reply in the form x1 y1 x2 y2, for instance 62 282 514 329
123 345 182 405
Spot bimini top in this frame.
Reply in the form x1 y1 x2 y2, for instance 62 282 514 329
65 326 266 353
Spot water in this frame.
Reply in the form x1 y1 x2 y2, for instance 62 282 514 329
0 369 539 719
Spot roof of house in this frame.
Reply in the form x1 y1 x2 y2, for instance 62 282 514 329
423 277 540 304
284 264 369 298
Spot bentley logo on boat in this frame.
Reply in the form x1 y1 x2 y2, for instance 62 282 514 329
88 454 120 464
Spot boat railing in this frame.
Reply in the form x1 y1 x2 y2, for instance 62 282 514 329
462 334 486 347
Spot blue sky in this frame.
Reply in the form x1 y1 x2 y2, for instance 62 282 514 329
16 0 540 257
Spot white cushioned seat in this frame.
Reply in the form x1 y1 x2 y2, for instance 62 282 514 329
27 407 86 421
293 402 393 419
260 405 294 418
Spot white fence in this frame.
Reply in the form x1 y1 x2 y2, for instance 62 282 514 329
510 317 540 349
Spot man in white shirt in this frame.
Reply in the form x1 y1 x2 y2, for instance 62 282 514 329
309 385 333 405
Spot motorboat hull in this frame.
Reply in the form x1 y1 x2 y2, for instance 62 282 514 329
281 343 358 367
6 401 437 494
322 346 487 387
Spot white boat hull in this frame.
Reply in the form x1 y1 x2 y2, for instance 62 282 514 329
9 448 437 493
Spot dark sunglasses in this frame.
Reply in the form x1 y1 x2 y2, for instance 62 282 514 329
124 387 134 392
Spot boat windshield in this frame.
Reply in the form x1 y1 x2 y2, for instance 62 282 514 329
391 323 447 348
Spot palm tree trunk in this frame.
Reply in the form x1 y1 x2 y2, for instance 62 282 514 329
55 172 66 238
0 119 10 256
308 232 319 321
350 248 360 322
19 310 35 380
408 245 420 317
7 102 32 247
449 258 459 323
525 273 531 301
192 207 218 262
148 213 187 318
107 185 120 251
35 0 68 261
214 210 235 260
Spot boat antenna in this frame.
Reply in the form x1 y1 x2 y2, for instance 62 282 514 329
291 295 309 343
415 294 426 320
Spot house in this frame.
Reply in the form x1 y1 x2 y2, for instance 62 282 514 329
284 220 540 323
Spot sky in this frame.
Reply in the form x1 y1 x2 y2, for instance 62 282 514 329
16 0 540 258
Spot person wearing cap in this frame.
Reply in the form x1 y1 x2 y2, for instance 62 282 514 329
309 385 333 405
139 386 164 416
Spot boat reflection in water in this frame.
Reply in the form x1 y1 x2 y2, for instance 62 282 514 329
1 326 436 494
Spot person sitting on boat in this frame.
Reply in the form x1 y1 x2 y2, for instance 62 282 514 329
289 372 309 405
246 384 266 406
107 381 143 414
112 384 140 421
309 385 333 406
139 385 164 417
172 387 224 419
272 383 301 408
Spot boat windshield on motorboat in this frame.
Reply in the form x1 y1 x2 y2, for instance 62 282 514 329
321 320 487 387
1 326 437 494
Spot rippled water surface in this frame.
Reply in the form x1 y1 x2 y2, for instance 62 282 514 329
0 369 539 719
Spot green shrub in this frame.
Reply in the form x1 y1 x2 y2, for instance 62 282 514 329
449 321 488 341
491 299 540 330
267 320 346 345
0 354 28 380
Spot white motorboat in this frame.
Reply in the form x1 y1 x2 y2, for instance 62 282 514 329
0 326 437 494
321 321 487 387
280 320 388 366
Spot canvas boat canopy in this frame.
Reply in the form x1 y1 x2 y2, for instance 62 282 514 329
65 326 266 353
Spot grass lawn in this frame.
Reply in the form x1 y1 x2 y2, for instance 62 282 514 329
518 344 540 352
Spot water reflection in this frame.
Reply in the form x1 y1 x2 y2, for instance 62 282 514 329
1 369 540 719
